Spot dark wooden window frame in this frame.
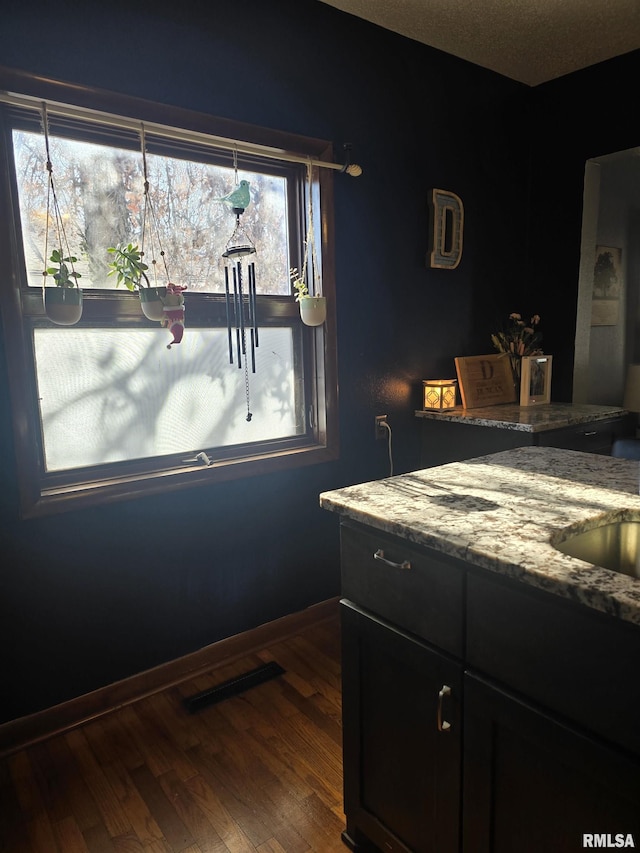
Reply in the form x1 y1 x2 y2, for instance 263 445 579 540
0 67 339 519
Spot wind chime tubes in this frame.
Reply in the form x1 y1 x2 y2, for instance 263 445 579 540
222 207 258 421
224 248 258 372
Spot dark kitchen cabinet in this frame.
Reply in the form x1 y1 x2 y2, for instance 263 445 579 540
417 410 633 468
463 673 640 853
340 520 465 852
341 602 462 853
339 518 640 852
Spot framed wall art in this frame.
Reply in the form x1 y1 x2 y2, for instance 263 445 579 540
591 245 621 326
520 355 552 406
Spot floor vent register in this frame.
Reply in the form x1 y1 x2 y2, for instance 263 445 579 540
183 661 286 713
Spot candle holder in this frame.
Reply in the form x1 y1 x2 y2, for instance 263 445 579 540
423 379 457 411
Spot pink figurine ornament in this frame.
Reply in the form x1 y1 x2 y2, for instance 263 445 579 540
161 283 187 348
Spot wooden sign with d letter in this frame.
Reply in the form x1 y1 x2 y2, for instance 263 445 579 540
454 354 517 408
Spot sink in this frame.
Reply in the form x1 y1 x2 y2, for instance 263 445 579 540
555 520 640 578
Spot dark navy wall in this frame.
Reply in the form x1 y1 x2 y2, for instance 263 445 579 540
4 0 627 724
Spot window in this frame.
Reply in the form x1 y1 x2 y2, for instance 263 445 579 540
0 74 338 517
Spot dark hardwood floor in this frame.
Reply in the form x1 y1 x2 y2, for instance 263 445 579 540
0 616 346 852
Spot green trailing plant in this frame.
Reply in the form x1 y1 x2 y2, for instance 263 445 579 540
46 249 81 288
107 243 150 290
290 267 310 301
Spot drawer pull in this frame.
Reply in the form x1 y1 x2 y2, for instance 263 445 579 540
373 549 411 570
437 684 452 732
582 430 597 436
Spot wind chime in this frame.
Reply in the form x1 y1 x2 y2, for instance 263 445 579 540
220 150 258 422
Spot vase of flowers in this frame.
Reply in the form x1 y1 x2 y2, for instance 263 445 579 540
491 312 543 392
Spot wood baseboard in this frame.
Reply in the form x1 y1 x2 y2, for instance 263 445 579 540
0 596 340 757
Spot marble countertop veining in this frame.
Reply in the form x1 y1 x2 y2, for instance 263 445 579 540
319 446 640 626
414 402 626 432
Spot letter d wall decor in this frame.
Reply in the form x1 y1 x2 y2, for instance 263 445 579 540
428 188 464 269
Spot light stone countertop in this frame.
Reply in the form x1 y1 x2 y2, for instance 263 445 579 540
415 402 626 432
319 446 640 626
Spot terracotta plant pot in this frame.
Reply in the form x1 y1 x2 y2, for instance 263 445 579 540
139 286 167 321
44 287 83 326
299 296 326 327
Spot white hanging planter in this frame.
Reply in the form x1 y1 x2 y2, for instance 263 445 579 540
44 286 83 326
40 99 84 329
291 161 327 328
299 295 326 326
139 286 167 321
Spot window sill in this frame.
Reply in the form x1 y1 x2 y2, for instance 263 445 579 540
22 441 339 519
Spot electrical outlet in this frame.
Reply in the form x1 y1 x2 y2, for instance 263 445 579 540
375 415 388 440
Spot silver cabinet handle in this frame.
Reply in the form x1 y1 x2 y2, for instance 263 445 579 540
582 430 597 436
437 684 452 732
373 548 411 570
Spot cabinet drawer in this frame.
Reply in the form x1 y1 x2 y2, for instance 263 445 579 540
340 521 464 657
537 417 625 454
466 571 640 757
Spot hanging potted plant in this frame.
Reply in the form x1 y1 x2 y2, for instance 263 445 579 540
44 248 83 325
291 267 326 326
105 124 184 332
40 102 83 326
291 162 326 327
106 242 166 320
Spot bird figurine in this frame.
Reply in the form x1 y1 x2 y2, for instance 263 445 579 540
214 179 251 212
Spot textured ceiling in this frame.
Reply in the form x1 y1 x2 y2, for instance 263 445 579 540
317 0 640 86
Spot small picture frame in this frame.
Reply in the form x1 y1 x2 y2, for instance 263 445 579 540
520 355 552 406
